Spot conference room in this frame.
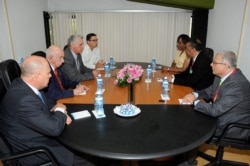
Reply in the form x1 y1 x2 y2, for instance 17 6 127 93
0 0 250 165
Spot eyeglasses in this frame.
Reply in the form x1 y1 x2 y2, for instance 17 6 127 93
89 39 98 42
212 61 225 65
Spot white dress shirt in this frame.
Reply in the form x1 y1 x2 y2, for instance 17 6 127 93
82 44 101 69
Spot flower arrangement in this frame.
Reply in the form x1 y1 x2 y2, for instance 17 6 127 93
114 64 144 87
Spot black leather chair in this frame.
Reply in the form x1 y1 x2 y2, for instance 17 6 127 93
31 50 46 58
203 47 214 61
0 78 7 104
0 59 21 89
198 123 250 166
0 133 58 166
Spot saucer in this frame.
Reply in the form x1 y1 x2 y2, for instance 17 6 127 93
113 106 141 117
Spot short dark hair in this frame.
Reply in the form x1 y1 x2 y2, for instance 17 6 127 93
189 38 203 51
177 34 190 44
86 33 97 41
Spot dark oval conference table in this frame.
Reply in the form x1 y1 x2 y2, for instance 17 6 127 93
59 104 216 160
57 62 217 162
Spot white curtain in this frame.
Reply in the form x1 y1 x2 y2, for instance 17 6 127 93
49 11 191 66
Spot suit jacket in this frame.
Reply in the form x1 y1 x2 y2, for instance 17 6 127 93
60 46 94 82
0 78 74 165
44 67 79 100
195 69 250 140
174 50 214 90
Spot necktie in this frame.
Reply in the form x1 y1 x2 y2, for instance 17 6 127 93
213 69 237 102
54 69 64 90
213 80 222 102
37 91 45 104
76 56 80 71
189 58 194 74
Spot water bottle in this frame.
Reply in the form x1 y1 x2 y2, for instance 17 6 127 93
96 74 103 94
109 56 114 69
151 58 156 72
104 62 110 77
94 94 104 116
162 77 169 97
146 65 152 80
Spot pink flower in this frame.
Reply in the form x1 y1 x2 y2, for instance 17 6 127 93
115 64 143 87
127 77 132 83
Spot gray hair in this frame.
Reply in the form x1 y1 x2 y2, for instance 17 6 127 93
67 35 83 46
218 51 237 68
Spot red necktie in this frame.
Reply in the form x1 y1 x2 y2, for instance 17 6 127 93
213 80 222 102
54 69 64 90
213 69 237 102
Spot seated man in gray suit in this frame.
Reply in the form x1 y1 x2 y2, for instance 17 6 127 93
177 50 250 166
0 56 94 166
61 34 99 82
183 50 250 139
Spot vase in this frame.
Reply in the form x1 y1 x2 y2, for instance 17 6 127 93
128 84 134 103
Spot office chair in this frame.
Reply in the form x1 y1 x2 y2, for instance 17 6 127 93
0 133 58 166
203 48 214 61
198 123 250 166
0 78 7 103
31 50 46 58
0 59 21 89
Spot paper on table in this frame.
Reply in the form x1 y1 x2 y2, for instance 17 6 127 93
160 94 170 100
92 110 106 119
157 78 163 82
96 67 104 70
178 99 192 105
95 89 105 94
75 91 86 95
71 110 91 120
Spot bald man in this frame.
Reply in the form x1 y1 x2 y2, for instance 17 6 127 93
44 45 89 100
0 56 94 165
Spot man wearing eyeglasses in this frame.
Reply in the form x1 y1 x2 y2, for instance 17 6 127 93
176 51 250 166
82 33 105 69
183 50 250 139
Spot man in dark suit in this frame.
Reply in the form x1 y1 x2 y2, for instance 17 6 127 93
0 56 94 165
166 38 214 90
183 50 250 139
60 34 99 82
44 45 89 100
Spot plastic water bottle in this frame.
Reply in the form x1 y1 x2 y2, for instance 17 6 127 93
162 77 169 97
96 74 103 94
109 56 114 69
151 58 156 72
94 94 104 117
146 65 152 82
104 63 110 77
